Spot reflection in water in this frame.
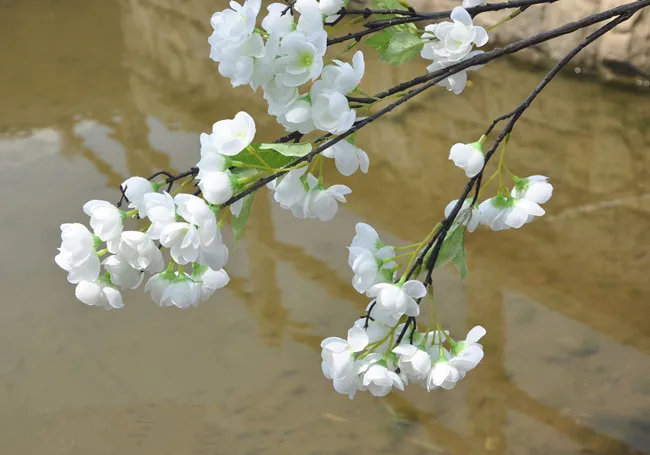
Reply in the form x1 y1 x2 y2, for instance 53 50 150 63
1 0 649 454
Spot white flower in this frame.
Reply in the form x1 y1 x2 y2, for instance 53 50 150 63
321 326 369 380
55 223 100 284
199 171 234 205
197 134 229 179
424 50 484 95
206 112 256 156
193 266 230 301
392 344 432 383
120 176 155 217
208 0 262 80
360 363 404 397
320 51 365 94
478 195 545 231
116 231 165 273
209 0 261 51
103 255 143 289
353 317 392 353
330 362 363 399
319 0 344 17
425 355 463 391
263 77 299 116
421 7 488 62
444 199 480 232
145 272 202 309
164 194 229 270
75 280 124 310
217 34 266 87
261 3 293 37
462 0 484 7
270 167 308 208
449 141 484 178
277 97 315 134
350 222 382 252
322 139 369 176
303 176 352 221
143 192 176 240
251 34 281 91
310 81 356 134
83 200 123 244
275 31 324 87
449 325 485 374
348 246 395 293
512 175 553 205
295 0 327 42
160 223 201 264
366 281 426 325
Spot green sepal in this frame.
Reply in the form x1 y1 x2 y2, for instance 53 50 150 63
231 193 256 248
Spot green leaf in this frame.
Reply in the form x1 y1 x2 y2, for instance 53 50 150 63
231 193 255 247
382 31 424 66
366 30 391 55
433 226 465 270
452 246 468 279
259 142 312 157
366 26 423 66
230 146 294 169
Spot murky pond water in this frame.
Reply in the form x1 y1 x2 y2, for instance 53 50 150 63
1 0 650 454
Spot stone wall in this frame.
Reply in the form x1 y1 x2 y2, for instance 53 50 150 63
408 0 650 83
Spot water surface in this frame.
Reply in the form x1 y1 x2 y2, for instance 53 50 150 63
1 1 650 454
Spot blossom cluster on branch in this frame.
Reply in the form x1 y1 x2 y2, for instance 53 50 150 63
55 0 648 398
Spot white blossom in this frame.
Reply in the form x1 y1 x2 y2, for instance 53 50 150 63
261 3 293 37
321 326 369 380
55 223 100 284
145 272 202 309
319 0 344 18
263 77 299 116
103 255 143 289
424 50 485 94
143 192 176 240
421 7 488 62
194 266 230 301
350 222 382 252
303 175 352 221
269 167 309 210
512 175 553 205
197 134 229 179
320 51 365 94
277 97 315 134
425 354 463 391
83 200 123 245
448 325 485 374
205 112 256 156
322 139 369 176
392 344 432 384
348 246 395 293
449 141 484 177
116 231 165 273
366 281 426 325
360 362 404 397
75 279 124 310
310 81 356 134
444 198 480 232
121 177 155 217
199 171 234 205
478 195 545 231
275 31 325 87
251 34 281 91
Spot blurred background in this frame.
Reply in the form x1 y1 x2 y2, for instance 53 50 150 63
1 0 650 454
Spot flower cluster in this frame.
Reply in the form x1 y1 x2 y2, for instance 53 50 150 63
420 6 489 94
55 189 230 309
209 0 364 136
322 316 487 399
